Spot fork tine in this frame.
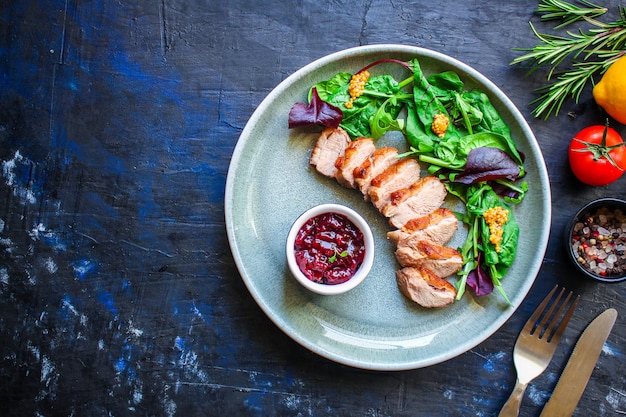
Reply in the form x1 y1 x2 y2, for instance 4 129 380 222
534 287 578 343
546 291 579 343
536 287 566 334
522 285 557 334
525 286 578 342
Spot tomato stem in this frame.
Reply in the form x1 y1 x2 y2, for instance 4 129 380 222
572 119 625 169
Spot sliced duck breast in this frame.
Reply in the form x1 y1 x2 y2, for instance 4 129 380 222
387 207 459 246
354 146 399 199
368 158 421 212
395 240 463 278
396 266 457 308
384 176 447 229
309 127 351 178
334 137 376 188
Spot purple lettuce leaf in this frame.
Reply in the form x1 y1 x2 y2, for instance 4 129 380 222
288 88 343 129
466 253 494 296
455 147 521 184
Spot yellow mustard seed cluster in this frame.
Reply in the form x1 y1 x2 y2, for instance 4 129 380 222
431 113 450 138
483 206 509 252
345 70 370 109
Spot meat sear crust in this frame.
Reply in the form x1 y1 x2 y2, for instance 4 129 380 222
334 138 376 188
368 158 421 212
387 208 459 247
396 267 457 308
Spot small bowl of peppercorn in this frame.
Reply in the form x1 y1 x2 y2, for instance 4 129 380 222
286 203 375 295
566 197 626 282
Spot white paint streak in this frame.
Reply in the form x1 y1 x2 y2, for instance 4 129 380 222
284 393 299 410
607 388 626 412
26 269 36 286
173 336 209 385
27 223 66 252
191 304 203 319
2 150 20 186
0 268 8 285
0 218 5 232
526 384 549 406
40 355 56 386
2 150 36 204
162 387 177 417
72 259 94 277
602 343 616 356
62 298 79 316
27 340 41 361
132 381 144 405
29 223 46 240
0 237 14 252
127 320 144 338
43 257 58 274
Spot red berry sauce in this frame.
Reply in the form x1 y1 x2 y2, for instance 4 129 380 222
294 212 366 285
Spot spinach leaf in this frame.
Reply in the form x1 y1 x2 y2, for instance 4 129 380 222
405 101 435 152
312 72 352 102
410 59 450 133
427 71 464 93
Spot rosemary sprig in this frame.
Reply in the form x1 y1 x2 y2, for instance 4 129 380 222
537 0 607 29
512 1 626 119
530 59 615 119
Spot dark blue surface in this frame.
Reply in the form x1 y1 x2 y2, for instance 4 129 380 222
1 0 625 416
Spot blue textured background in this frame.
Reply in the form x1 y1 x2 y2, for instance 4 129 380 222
1 0 625 416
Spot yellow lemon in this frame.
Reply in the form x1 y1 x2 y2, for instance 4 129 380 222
593 55 626 125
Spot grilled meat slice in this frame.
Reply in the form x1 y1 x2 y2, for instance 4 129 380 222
387 208 459 247
309 127 351 178
354 146 399 199
368 158 421 212
384 176 447 228
395 240 463 278
334 137 376 188
396 266 457 308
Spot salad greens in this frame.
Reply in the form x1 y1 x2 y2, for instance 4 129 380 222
288 58 528 303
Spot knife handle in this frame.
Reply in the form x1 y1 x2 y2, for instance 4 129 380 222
498 380 527 417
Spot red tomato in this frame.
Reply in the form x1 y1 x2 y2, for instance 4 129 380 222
568 124 626 186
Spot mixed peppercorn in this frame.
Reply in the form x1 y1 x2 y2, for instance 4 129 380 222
571 206 626 277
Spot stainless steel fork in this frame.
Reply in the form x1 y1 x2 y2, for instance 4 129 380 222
498 285 579 417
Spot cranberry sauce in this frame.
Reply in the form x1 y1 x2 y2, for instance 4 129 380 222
293 212 366 285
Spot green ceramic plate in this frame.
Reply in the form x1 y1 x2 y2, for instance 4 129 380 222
225 45 550 370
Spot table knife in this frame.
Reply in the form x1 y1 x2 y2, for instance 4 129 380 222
539 308 618 417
